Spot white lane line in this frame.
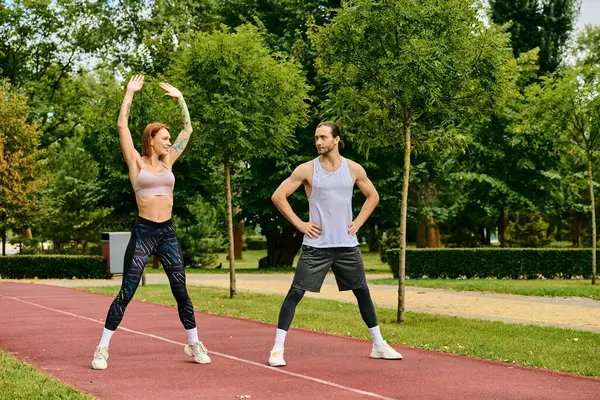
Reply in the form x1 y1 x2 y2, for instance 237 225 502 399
0 294 396 400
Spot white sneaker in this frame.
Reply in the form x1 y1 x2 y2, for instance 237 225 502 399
268 346 286 367
370 341 403 360
91 346 109 370
184 341 211 364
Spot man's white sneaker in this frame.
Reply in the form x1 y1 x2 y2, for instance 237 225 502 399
268 346 286 367
184 341 211 364
370 341 403 360
91 346 109 370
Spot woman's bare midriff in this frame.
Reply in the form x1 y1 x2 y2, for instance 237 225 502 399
136 196 174 222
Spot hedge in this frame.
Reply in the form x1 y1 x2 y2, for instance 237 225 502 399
0 255 109 279
385 248 596 279
245 236 267 251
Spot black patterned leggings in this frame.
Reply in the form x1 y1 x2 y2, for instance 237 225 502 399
104 217 195 331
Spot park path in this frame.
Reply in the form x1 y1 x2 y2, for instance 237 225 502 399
8 273 600 332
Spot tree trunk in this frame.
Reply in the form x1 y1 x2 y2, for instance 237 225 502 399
499 206 508 248
427 217 441 248
225 159 237 298
1 226 6 256
233 206 243 260
365 223 380 253
416 207 427 248
152 255 159 269
572 214 583 248
577 216 583 248
260 226 303 268
397 123 411 323
485 226 492 245
479 225 486 245
233 222 243 260
588 160 597 285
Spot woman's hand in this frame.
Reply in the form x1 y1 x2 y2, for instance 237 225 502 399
159 82 183 100
126 74 144 93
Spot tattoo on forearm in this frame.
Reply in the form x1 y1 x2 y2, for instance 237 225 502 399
172 136 189 153
178 98 192 130
125 102 131 119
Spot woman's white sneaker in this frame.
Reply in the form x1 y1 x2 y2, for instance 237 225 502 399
184 341 211 364
268 346 286 367
91 346 109 370
370 341 403 360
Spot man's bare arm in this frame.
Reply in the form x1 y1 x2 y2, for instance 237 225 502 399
349 162 379 235
272 163 321 239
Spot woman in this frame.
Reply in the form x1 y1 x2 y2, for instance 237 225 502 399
91 75 210 370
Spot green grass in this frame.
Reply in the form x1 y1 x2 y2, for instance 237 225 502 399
0 351 93 400
369 278 600 300
81 285 600 377
143 249 391 274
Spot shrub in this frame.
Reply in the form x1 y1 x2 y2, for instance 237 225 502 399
385 248 595 279
379 229 400 263
0 255 109 279
507 210 552 248
245 236 267 251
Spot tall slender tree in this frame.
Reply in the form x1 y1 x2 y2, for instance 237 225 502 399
173 25 309 297
314 0 513 321
0 80 43 255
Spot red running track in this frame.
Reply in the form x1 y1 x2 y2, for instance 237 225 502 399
0 282 599 400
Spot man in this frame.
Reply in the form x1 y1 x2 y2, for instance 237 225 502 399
269 121 402 367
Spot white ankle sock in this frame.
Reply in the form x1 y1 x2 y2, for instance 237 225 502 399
274 328 287 348
368 326 385 346
98 328 115 348
186 327 199 345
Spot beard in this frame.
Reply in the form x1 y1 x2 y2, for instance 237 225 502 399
317 144 335 155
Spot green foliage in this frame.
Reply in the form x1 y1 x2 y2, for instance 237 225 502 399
172 24 310 163
506 210 552 248
314 0 513 151
379 229 400 263
576 24 600 67
0 80 44 234
32 134 108 252
521 65 600 162
174 196 224 267
386 248 597 279
245 236 267 250
0 1 127 146
0 255 108 279
489 0 580 76
0 351 93 400
452 50 561 246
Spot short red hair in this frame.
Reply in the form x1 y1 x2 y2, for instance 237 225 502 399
142 122 169 159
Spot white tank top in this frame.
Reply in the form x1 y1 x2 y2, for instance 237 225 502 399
303 157 359 248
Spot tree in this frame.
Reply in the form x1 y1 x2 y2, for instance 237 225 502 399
0 80 43 255
0 1 126 146
454 48 566 249
213 0 344 268
314 0 513 321
489 0 580 76
33 134 108 253
520 65 600 284
173 25 310 297
576 24 600 67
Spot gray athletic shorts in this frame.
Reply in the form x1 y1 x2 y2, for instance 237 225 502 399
291 245 368 293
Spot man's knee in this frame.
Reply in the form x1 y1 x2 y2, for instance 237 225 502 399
285 287 306 303
352 286 370 298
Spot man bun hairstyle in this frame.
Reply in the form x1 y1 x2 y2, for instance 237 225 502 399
317 121 344 149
